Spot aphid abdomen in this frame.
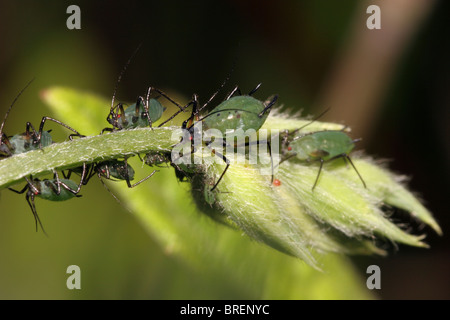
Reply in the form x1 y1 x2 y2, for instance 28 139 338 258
36 179 78 201
39 131 54 148
202 96 266 135
9 134 31 154
148 99 165 123
99 160 135 181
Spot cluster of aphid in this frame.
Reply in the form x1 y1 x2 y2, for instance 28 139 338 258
1 77 366 235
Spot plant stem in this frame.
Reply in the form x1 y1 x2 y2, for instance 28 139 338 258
0 127 176 189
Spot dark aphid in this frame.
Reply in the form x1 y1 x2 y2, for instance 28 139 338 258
105 93 165 131
103 47 187 132
143 150 171 167
178 83 278 190
0 81 83 159
67 158 157 190
1 79 34 158
8 117 82 154
8 167 86 235
91 159 157 188
142 150 194 183
282 129 366 190
99 48 192 187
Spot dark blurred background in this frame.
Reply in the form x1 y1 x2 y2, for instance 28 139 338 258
0 0 448 299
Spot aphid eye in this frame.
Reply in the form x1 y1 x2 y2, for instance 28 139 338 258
287 146 292 151
273 179 281 186
34 191 39 195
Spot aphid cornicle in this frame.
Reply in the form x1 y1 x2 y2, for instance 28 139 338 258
281 129 367 190
179 83 278 191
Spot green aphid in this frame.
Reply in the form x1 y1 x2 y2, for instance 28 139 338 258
8 171 85 235
95 160 136 181
202 95 273 137
282 129 366 190
107 95 166 130
181 83 278 190
1 79 82 158
67 158 157 190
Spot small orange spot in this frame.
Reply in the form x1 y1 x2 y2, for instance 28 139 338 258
273 179 281 186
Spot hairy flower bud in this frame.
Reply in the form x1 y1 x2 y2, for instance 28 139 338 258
191 115 441 270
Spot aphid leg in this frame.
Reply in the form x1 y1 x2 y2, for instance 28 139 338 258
25 192 48 236
54 169 84 195
149 87 186 111
312 159 325 191
83 164 96 185
39 116 82 140
141 90 154 130
71 163 87 193
101 127 115 134
38 116 83 149
267 139 274 183
9 177 47 235
258 95 278 118
62 169 71 180
278 153 297 166
205 144 230 191
68 133 86 141
7 182 30 195
343 155 367 188
161 94 199 128
224 83 261 100
52 170 63 195
25 121 39 141
123 157 158 188
126 169 158 188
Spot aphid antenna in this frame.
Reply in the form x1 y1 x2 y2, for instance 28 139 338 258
26 192 49 237
110 42 143 111
290 107 331 136
97 176 124 205
0 78 35 136
195 62 236 118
